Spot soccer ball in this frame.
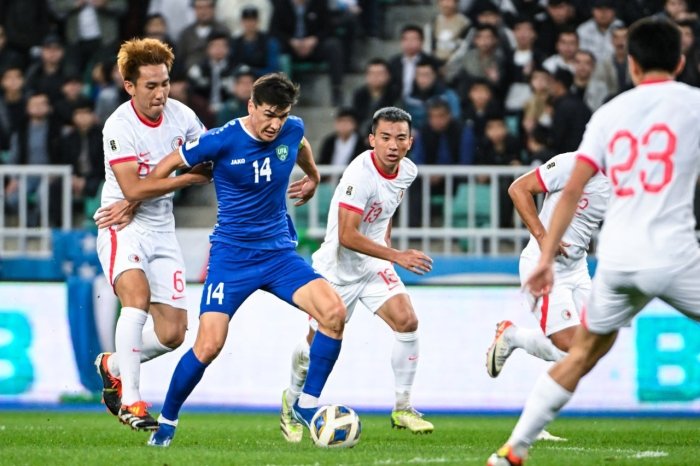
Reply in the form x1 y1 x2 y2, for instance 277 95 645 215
310 404 361 448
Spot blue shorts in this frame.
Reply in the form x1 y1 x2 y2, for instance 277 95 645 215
200 242 324 317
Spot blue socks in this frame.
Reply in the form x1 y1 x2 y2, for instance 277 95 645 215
160 348 208 422
303 331 342 398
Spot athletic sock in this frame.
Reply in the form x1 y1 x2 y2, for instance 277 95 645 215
507 326 567 362
287 338 310 407
299 331 341 408
507 372 573 449
106 323 175 378
115 306 148 405
160 348 209 423
392 331 419 411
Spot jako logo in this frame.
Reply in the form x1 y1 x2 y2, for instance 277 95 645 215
231 158 245 165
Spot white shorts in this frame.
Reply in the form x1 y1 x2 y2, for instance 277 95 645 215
96 222 187 308
310 263 407 330
585 254 700 334
520 256 588 336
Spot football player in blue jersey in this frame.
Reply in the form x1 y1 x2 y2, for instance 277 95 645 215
141 73 347 447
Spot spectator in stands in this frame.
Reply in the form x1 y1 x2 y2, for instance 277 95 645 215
467 1 515 50
329 0 363 72
412 96 475 167
451 23 509 98
216 65 255 126
389 24 442 99
230 6 281 78
50 98 104 226
542 28 578 74
54 74 88 129
533 0 577 57
655 0 699 23
548 68 590 154
677 20 700 87
50 0 127 77
178 0 231 73
504 16 544 117
0 66 26 152
403 59 461 129
595 24 629 97
351 58 400 135
521 66 551 135
424 0 471 66
0 0 52 67
216 0 273 37
318 107 367 166
576 0 624 62
475 112 521 227
25 35 68 105
5 92 61 226
270 0 345 106
94 62 127 125
572 50 608 111
147 0 195 43
525 124 554 166
169 72 191 107
0 25 24 72
188 32 237 129
144 13 177 50
461 77 501 146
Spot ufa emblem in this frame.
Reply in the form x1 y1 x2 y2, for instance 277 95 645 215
275 144 289 161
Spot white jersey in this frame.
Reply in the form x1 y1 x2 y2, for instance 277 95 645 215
101 99 204 231
578 79 700 271
521 152 610 271
312 150 417 284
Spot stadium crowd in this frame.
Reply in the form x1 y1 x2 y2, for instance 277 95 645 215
2 0 700 228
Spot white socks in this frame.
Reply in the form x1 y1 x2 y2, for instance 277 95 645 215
288 338 311 407
508 373 573 449
107 318 175 378
114 306 148 405
392 331 419 411
508 326 567 362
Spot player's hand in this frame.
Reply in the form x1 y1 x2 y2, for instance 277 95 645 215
94 199 139 231
557 241 571 258
524 261 554 298
287 175 317 206
187 162 213 185
394 249 433 275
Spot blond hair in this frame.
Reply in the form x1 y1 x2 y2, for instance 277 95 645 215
117 38 174 83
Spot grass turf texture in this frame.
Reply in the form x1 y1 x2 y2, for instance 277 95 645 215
0 412 697 465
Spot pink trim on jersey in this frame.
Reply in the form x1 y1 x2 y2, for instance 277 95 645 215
639 77 672 86
539 294 550 333
535 167 548 192
109 155 138 166
130 100 163 128
580 304 588 330
109 228 117 285
577 154 602 174
339 202 364 215
370 151 399 180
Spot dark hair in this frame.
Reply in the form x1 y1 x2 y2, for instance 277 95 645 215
72 96 95 112
371 106 412 134
365 57 390 71
207 31 230 43
400 24 424 40
336 106 358 121
552 67 574 88
416 58 437 71
575 49 596 63
426 96 451 113
628 18 681 73
251 73 300 109
474 23 499 38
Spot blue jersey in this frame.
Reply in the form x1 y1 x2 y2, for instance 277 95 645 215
179 116 304 250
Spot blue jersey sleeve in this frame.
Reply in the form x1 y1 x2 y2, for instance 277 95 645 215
179 125 230 166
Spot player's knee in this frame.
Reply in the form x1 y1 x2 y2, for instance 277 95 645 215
196 341 223 363
394 314 418 333
318 301 346 333
567 347 600 376
159 323 187 349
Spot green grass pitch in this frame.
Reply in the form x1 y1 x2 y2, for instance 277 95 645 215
0 411 697 465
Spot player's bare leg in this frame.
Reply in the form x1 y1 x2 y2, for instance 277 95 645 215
281 327 313 442
488 326 617 465
375 294 433 434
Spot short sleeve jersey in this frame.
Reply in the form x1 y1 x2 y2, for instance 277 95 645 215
521 152 610 270
179 116 304 250
101 99 204 231
577 80 700 270
312 150 418 284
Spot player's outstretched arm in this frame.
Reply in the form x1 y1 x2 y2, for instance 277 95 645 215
509 168 569 257
288 137 321 206
113 150 212 202
338 207 432 274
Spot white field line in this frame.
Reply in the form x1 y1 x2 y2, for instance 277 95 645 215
541 445 669 459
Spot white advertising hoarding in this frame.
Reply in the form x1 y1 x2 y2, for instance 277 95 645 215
0 283 698 412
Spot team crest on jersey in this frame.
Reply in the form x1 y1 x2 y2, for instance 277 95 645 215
109 139 119 152
275 144 289 161
562 310 572 320
397 189 405 203
128 254 141 263
171 136 184 150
